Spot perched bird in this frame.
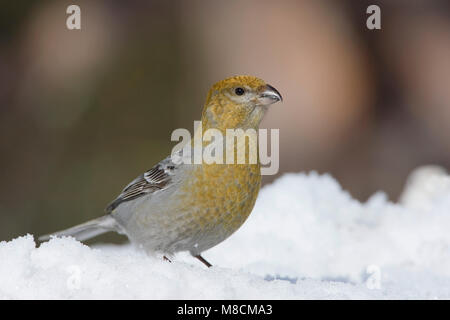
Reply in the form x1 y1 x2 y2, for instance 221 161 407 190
40 75 282 267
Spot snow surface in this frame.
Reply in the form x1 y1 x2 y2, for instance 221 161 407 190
2 169 450 299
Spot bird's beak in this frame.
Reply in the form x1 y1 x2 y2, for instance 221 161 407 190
257 84 283 106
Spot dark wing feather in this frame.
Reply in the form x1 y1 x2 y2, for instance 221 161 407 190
105 157 176 213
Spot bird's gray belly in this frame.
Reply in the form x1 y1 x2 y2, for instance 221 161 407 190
111 187 234 255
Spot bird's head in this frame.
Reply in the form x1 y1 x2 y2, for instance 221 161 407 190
201 75 282 130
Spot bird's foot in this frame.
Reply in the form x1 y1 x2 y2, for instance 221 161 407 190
194 254 212 268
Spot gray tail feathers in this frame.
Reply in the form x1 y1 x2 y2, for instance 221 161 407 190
38 215 119 242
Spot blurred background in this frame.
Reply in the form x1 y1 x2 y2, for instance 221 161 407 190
1 0 449 243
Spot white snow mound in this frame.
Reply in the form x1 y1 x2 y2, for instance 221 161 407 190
2 171 450 299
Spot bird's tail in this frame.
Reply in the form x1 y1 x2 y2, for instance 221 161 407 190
38 215 119 242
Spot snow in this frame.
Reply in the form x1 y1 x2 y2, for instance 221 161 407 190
2 168 450 299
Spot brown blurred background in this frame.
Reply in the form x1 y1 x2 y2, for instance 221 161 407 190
1 0 449 243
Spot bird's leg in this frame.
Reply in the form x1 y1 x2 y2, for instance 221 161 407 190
194 254 212 268
163 255 172 263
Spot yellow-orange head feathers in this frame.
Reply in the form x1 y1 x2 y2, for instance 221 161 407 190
202 75 282 130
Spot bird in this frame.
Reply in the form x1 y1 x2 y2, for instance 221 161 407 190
39 75 282 267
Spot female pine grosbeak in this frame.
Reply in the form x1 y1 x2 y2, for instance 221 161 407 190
40 75 282 267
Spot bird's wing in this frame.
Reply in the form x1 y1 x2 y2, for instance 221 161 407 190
105 156 178 213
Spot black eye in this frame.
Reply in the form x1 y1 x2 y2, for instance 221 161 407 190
235 87 245 96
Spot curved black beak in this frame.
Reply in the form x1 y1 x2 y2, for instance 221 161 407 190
258 84 283 105
266 84 283 102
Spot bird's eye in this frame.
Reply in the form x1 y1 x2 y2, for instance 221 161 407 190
235 87 245 96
